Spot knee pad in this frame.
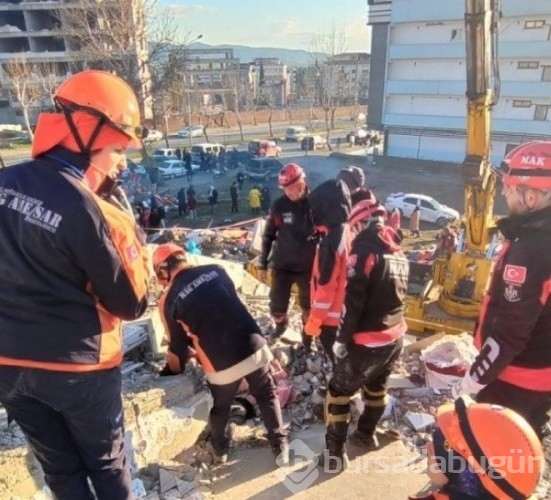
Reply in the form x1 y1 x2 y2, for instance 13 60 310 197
325 389 351 425
361 386 388 408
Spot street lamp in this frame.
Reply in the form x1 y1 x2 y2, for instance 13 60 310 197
186 34 203 149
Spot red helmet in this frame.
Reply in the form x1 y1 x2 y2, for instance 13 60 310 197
348 196 386 226
152 243 185 270
496 141 551 190
437 396 544 500
278 163 305 188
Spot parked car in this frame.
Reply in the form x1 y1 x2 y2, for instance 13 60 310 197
143 129 164 143
177 125 204 138
244 157 284 182
301 135 327 151
120 159 147 180
384 193 459 227
248 139 282 157
151 148 178 161
285 126 308 142
158 160 186 179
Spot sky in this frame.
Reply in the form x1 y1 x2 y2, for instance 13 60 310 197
158 0 371 53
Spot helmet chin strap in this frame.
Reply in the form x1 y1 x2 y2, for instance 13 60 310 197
62 107 106 166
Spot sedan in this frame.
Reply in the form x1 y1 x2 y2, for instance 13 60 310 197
143 129 164 143
384 193 459 227
158 160 186 179
177 125 204 138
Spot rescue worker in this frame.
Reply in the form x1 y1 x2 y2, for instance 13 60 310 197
258 163 317 347
304 179 352 363
336 165 374 205
0 70 150 499
152 244 288 465
248 185 261 214
452 141 551 438
321 197 409 472
413 396 544 500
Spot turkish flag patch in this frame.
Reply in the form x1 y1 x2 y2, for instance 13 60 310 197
503 264 527 285
126 244 139 263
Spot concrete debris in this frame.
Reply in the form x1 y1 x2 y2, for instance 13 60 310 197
405 411 436 431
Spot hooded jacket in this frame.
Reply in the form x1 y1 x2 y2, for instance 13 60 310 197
337 222 409 346
0 147 149 371
308 180 352 327
260 188 316 273
470 206 551 391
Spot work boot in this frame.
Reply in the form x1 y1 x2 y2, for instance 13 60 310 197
317 447 349 473
348 429 379 451
206 441 229 464
317 429 349 473
272 441 290 466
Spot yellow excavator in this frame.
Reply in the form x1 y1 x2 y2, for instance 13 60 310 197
405 0 501 335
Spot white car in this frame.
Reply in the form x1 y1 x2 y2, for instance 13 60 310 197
384 193 459 227
143 129 164 143
177 125 204 138
158 160 186 179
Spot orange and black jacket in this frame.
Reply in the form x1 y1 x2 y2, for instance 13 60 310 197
471 206 551 391
260 189 316 273
308 180 351 327
0 147 149 372
159 264 270 385
337 223 409 347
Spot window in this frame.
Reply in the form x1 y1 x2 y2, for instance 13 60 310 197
524 20 545 29
534 105 549 121
513 100 532 108
518 61 539 69
403 197 417 206
543 66 551 82
420 200 435 210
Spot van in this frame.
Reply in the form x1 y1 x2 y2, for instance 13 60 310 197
151 148 178 160
191 143 225 157
285 126 308 142
248 139 282 157
244 158 284 182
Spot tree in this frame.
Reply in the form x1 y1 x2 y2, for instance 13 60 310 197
310 26 348 151
3 60 62 139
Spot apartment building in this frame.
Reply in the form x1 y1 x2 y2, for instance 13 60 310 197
0 0 149 124
252 57 290 107
326 52 370 105
366 0 551 164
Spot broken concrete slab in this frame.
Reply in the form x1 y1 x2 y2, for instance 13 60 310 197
405 411 435 431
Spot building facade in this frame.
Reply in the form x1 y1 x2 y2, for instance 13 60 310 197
0 0 150 124
326 52 370 105
367 0 551 164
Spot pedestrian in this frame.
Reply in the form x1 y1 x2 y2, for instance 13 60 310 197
187 183 196 199
451 141 551 438
336 165 374 205
388 207 401 231
183 148 193 183
304 180 352 361
258 163 317 348
320 197 408 472
409 205 421 238
177 186 187 217
249 185 261 214
187 191 197 221
175 146 182 160
152 244 289 464
0 70 150 499
229 181 239 213
260 185 271 215
236 170 245 191
148 164 159 193
208 185 218 214
419 396 543 500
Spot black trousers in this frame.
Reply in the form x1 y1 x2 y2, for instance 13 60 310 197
476 379 551 438
269 268 311 320
0 366 133 500
326 339 403 449
230 197 238 212
208 364 286 452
